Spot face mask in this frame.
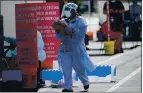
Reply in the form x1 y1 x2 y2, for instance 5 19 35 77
64 10 71 18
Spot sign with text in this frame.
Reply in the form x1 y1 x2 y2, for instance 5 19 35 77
15 2 60 68
15 3 38 68
36 3 60 61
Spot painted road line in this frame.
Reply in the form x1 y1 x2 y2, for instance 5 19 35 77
53 47 141 69
106 67 141 92
38 88 51 92
97 47 141 65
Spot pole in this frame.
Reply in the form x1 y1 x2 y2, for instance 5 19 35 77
107 0 110 41
0 0 2 15
88 0 91 16
0 15 3 61
24 0 27 3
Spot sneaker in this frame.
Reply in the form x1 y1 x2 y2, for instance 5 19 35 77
84 84 89 90
62 89 73 92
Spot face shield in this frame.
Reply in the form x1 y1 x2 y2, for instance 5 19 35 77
61 3 78 18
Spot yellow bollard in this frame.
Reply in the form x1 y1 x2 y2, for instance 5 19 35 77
104 41 115 55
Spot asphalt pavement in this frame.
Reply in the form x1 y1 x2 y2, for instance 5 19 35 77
38 41 142 92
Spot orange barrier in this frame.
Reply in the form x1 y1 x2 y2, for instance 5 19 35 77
87 32 93 40
41 60 53 69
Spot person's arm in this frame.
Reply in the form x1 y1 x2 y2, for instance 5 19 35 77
71 18 88 38
109 9 124 14
55 31 65 41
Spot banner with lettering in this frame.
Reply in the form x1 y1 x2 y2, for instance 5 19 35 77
36 3 60 62
15 3 38 68
15 2 60 68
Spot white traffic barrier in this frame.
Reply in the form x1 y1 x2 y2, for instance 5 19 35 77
42 64 116 87
74 64 116 83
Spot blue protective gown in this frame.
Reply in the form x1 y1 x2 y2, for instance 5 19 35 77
37 31 46 62
4 37 17 58
56 16 95 90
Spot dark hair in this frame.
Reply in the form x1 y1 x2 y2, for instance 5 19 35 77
69 9 80 19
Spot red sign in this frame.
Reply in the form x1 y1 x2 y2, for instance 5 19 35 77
15 3 60 68
15 2 61 89
15 3 38 68
36 3 60 61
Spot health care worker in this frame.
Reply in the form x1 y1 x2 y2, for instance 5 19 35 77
56 3 95 92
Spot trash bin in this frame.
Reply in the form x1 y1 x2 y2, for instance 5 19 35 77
104 41 114 55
